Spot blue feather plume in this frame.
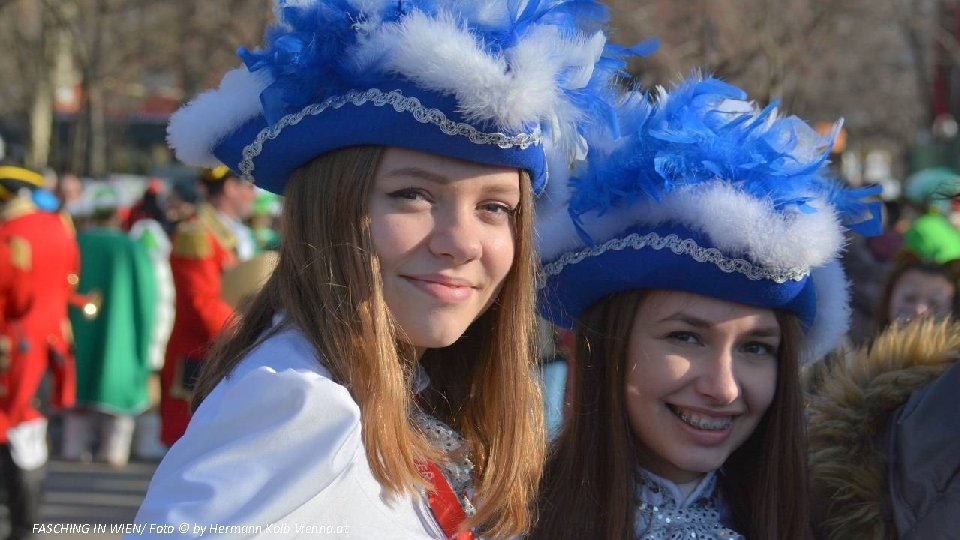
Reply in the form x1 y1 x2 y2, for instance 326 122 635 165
567 75 882 242
236 0 650 137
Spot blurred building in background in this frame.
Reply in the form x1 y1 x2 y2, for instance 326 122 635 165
1 0 959 191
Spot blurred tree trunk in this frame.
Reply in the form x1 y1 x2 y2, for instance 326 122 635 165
86 0 107 177
896 0 938 131
18 1 56 169
64 0 109 176
0 0 272 174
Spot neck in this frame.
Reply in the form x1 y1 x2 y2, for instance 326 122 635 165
674 476 704 501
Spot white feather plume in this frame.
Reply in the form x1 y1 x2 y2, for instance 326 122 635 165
167 67 272 167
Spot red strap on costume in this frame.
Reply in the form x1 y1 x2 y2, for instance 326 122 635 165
416 460 475 540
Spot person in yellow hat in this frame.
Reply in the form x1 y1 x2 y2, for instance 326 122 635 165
0 163 79 538
0 232 34 539
159 165 255 448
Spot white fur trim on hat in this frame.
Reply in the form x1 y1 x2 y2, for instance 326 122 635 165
537 181 846 275
803 260 851 363
167 67 272 167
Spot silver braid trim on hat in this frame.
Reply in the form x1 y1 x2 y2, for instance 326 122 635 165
238 88 543 182
541 231 809 285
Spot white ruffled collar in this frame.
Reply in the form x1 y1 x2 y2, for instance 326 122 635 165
634 468 743 540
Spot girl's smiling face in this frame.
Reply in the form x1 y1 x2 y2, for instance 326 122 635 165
369 147 521 350
624 290 780 483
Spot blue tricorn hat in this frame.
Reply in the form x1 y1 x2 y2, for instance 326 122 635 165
167 0 654 196
536 75 882 362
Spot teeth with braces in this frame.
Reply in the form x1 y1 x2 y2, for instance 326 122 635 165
670 405 732 431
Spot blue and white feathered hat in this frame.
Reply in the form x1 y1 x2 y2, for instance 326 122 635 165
167 0 653 196
537 75 882 362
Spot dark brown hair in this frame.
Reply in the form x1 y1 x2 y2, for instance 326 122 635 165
192 146 544 537
530 290 812 540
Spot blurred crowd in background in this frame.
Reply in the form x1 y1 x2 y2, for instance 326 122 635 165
0 164 281 538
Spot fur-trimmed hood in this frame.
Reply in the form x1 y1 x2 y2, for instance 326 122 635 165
805 318 960 540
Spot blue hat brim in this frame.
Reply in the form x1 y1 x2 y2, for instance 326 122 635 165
213 81 547 196
539 223 816 329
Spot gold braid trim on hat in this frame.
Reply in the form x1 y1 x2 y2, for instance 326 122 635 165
0 166 44 187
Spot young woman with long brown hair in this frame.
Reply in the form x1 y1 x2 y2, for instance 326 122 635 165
530 75 881 540
130 1 637 538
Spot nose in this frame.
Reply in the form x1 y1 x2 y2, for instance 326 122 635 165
695 347 740 405
428 205 482 264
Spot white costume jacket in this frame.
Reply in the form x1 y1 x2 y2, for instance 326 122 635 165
131 326 444 539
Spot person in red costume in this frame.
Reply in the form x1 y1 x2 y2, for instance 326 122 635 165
0 163 79 539
161 165 254 447
0 233 34 540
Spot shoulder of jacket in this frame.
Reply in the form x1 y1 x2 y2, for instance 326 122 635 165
172 220 213 259
7 235 31 271
1 197 37 222
197 204 237 253
806 319 960 539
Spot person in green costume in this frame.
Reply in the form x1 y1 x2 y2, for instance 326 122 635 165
903 211 960 265
902 168 960 264
247 189 281 253
63 186 157 466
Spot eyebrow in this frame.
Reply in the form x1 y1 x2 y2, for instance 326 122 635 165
658 313 781 338
383 167 449 184
383 166 522 197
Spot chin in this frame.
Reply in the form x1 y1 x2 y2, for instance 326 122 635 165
402 323 471 350
680 452 730 475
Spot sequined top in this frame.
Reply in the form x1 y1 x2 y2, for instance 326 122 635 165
412 365 477 521
413 409 477 518
633 468 743 540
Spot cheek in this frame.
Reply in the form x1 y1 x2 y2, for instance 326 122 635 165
370 213 421 261
623 358 668 444
484 229 516 276
487 228 513 251
623 344 669 411
934 284 956 304
888 298 908 317
623 370 648 435
745 363 778 414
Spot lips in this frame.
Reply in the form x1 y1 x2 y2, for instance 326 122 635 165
407 274 476 288
404 274 477 303
667 404 736 431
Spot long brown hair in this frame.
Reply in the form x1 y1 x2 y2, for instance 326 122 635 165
531 290 812 540
193 146 545 537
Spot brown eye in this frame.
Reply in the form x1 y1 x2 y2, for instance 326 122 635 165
478 201 516 224
742 342 778 357
387 188 430 202
667 331 701 345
